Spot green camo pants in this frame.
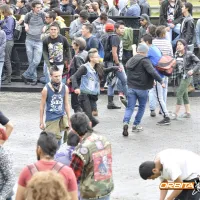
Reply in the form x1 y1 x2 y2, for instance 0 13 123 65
176 77 192 105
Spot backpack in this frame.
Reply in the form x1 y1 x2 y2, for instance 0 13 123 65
88 36 105 60
27 162 65 175
101 33 117 62
156 55 176 77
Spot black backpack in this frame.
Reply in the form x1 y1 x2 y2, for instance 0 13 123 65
101 33 117 62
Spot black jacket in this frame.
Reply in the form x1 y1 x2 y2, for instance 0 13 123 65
126 54 162 90
180 15 195 45
159 0 182 26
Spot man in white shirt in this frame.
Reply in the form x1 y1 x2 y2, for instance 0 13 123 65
139 149 200 200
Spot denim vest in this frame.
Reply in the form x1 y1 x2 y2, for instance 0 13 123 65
80 63 100 95
46 83 66 122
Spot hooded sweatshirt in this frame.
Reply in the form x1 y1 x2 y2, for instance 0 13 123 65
126 54 162 90
103 0 119 16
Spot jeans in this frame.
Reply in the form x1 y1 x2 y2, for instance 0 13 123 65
149 80 169 117
5 40 14 77
82 195 110 200
123 88 148 125
166 23 180 47
71 92 82 112
43 62 64 84
107 62 128 96
23 39 43 81
0 61 4 87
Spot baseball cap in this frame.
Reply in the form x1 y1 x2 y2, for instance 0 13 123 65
105 23 114 32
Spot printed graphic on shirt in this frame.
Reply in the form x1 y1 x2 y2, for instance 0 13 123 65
95 140 104 150
48 42 63 63
93 146 112 181
167 4 175 23
50 94 63 112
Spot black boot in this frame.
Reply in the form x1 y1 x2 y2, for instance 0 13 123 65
2 76 11 85
21 75 30 85
107 96 121 109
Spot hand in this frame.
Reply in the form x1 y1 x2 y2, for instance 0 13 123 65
118 66 123 72
25 26 29 32
74 88 81 95
67 78 71 85
40 123 45 130
161 83 166 88
169 24 175 28
165 27 170 32
187 70 193 76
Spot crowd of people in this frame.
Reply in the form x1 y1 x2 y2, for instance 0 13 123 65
1 0 200 199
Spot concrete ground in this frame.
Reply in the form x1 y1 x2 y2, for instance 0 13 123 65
1 92 200 200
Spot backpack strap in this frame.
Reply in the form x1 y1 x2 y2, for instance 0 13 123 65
27 163 39 175
52 162 65 172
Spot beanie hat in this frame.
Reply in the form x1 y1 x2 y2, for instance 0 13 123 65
140 14 150 21
137 43 149 54
105 23 114 32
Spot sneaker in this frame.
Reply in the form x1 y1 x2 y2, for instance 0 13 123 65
180 113 191 118
132 125 143 132
122 124 129 136
157 117 171 125
150 110 156 117
119 96 127 107
170 113 178 120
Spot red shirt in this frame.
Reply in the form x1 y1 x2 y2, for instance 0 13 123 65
18 160 77 192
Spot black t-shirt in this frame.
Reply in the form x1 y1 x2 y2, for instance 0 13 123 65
0 111 9 126
110 34 123 61
86 36 99 51
43 35 70 65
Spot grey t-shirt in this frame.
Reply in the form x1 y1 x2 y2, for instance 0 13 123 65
24 11 45 41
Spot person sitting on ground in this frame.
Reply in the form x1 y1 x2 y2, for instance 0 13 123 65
25 171 71 200
15 131 78 200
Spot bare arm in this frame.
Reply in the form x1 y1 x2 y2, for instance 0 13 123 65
112 46 119 64
40 87 47 130
69 191 78 200
165 176 183 200
160 180 168 200
15 185 26 200
64 86 71 119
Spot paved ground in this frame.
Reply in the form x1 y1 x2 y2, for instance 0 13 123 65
1 92 200 200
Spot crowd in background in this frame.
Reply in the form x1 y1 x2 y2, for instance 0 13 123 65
1 0 200 200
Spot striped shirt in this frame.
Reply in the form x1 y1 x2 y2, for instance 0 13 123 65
152 38 173 57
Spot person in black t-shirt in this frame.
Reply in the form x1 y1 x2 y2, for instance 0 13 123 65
43 22 71 83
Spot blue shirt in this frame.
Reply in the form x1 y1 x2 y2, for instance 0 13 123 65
148 45 163 78
0 16 15 41
125 4 141 17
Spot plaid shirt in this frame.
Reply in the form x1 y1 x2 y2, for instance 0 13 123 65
70 154 84 181
170 52 184 85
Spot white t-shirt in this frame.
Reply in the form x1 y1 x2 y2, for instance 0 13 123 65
155 149 200 182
